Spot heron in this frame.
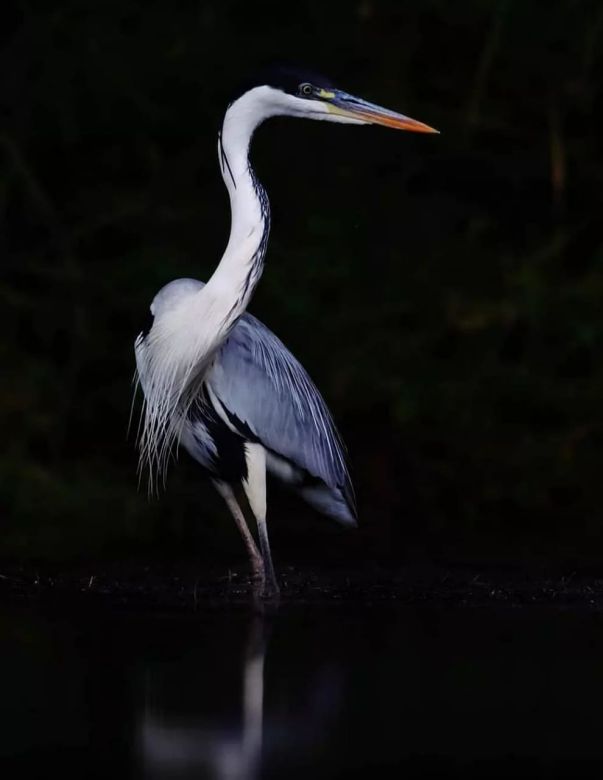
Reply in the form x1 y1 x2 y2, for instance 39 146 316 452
134 65 437 597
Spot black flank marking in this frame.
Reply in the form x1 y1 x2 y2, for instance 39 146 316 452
221 404 261 444
189 392 248 483
206 414 248 483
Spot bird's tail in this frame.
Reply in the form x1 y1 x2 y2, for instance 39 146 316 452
298 484 358 527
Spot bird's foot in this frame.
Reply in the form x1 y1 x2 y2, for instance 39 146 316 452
259 577 280 602
250 556 265 584
250 572 280 608
247 554 280 605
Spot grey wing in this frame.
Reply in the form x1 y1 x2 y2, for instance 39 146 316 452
206 313 356 524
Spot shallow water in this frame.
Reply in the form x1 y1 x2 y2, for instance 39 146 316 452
2 600 603 778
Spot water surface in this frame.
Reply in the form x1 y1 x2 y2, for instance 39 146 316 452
2 600 603 778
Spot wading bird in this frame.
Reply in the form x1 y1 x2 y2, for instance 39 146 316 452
135 66 437 597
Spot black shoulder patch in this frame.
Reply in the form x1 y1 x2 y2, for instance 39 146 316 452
189 393 249 483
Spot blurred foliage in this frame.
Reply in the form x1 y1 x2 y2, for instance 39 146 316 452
1 0 603 563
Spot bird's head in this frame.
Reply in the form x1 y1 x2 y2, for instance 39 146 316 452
226 64 438 134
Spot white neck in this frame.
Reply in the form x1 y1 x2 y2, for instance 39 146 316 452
202 87 275 331
201 83 334 332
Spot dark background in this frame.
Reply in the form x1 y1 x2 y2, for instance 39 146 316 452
2 0 602 570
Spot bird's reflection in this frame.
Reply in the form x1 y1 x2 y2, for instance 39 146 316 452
137 613 342 779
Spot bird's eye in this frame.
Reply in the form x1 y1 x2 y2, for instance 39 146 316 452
299 83 314 97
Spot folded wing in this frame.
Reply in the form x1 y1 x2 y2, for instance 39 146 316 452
206 313 356 525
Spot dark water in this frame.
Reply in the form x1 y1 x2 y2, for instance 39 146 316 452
2 600 603 778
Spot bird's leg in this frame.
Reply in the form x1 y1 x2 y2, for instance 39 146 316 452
212 479 264 582
242 444 280 599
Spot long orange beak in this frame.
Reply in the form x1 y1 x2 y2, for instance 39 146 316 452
323 89 438 133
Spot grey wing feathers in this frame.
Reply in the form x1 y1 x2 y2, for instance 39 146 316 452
207 313 356 518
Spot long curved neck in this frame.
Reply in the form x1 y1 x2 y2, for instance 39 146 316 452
203 93 271 331
137 89 278 486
